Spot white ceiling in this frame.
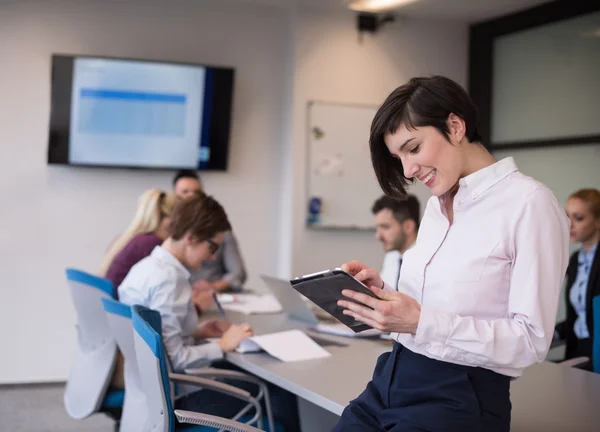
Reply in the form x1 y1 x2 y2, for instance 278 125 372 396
237 0 552 23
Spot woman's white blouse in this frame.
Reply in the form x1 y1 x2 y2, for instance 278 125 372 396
391 157 570 377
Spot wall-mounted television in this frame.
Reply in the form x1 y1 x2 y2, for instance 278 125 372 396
48 54 235 170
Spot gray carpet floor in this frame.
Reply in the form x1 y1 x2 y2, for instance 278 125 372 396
0 384 114 432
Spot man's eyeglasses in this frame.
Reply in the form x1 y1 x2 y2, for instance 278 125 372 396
207 239 220 255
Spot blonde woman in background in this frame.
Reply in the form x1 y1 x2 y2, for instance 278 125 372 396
100 189 178 297
97 189 176 390
556 188 600 370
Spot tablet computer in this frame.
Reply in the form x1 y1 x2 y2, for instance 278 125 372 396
290 268 379 333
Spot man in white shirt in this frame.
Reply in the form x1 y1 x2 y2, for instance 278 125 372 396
371 194 420 288
118 192 252 371
119 191 302 430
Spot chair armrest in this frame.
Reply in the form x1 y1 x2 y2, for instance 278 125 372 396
169 373 251 400
174 409 262 432
560 357 590 368
184 367 263 384
169 373 262 427
183 367 275 432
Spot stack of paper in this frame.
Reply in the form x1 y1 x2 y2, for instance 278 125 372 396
219 294 282 315
312 323 383 338
235 330 331 362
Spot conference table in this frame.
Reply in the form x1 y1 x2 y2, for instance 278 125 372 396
222 311 600 431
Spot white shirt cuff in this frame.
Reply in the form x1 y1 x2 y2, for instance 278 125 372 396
204 341 224 362
414 306 453 347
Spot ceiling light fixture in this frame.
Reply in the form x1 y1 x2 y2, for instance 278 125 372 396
347 0 420 13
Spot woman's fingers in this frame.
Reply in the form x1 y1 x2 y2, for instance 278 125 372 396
341 289 381 309
368 285 400 303
341 260 366 276
342 310 384 332
353 268 379 284
338 298 379 320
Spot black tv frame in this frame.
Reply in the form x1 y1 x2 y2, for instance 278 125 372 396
48 54 235 171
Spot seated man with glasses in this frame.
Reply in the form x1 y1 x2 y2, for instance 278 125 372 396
118 191 301 430
372 194 420 289
118 191 253 371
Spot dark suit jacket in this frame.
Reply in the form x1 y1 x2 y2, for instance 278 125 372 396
556 245 600 360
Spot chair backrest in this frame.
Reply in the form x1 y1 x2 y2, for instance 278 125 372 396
132 305 174 432
64 268 118 420
102 298 147 432
592 296 600 373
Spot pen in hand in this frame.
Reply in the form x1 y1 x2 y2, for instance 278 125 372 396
212 290 227 318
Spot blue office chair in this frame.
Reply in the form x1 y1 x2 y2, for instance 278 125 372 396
562 295 600 374
102 298 147 432
592 296 600 373
64 268 123 429
131 304 278 431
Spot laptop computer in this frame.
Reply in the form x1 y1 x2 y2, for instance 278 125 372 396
259 274 319 325
259 274 348 347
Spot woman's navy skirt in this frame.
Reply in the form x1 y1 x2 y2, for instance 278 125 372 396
333 343 511 431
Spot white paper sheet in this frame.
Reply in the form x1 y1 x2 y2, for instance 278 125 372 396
219 294 282 315
235 330 332 362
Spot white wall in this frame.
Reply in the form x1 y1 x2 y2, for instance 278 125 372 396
0 0 469 383
286 10 468 276
0 0 289 383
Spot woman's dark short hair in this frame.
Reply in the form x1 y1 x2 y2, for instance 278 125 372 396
168 191 231 242
370 76 482 199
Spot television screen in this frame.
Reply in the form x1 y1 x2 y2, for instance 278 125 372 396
48 55 234 170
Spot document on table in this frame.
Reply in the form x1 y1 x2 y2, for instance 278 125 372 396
235 329 331 362
219 293 282 315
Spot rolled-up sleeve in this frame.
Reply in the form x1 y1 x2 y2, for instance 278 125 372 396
413 188 570 370
149 279 223 371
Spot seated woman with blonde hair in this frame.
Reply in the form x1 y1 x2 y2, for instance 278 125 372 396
100 189 178 297
556 188 600 370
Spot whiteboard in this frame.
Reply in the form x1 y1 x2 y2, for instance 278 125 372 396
306 101 382 229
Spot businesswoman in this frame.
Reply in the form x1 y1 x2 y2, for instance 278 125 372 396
334 76 570 431
556 188 600 369
100 188 177 295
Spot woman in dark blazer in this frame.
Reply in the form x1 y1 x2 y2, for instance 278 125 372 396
557 188 600 368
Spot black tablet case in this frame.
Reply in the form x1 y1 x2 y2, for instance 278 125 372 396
290 271 378 333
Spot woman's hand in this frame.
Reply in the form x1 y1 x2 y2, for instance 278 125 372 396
338 261 421 334
341 260 384 290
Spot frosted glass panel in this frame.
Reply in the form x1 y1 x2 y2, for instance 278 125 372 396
493 143 600 215
492 143 600 343
491 11 600 144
